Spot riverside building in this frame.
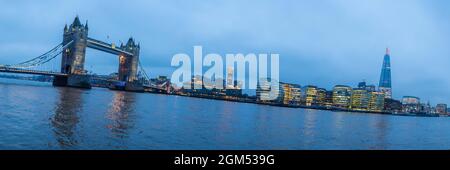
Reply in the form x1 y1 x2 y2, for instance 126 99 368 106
332 85 352 109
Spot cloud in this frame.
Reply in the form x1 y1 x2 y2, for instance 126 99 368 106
0 0 449 104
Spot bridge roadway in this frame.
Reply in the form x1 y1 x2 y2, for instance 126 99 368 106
87 38 134 56
0 66 167 91
0 36 135 77
0 66 67 76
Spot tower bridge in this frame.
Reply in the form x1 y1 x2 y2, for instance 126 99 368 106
0 16 164 92
56 16 141 90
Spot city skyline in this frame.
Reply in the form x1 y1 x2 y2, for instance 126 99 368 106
0 0 450 104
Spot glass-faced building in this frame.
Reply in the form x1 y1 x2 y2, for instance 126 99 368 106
402 96 421 113
281 83 302 106
304 85 318 106
256 78 282 103
379 48 392 99
351 88 369 111
358 81 376 92
324 91 334 107
332 85 352 108
384 98 402 113
368 92 385 112
316 88 327 106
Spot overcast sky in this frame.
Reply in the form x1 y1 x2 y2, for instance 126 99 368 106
0 0 449 104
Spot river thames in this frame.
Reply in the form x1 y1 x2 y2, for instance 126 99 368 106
0 78 449 150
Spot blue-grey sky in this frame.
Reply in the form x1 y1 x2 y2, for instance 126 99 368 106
1 0 449 104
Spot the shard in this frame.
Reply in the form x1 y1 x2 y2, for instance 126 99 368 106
379 48 392 99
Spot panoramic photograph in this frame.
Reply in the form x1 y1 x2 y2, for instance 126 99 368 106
1 0 449 168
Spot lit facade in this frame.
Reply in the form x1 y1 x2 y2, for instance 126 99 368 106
62 16 88 75
257 78 281 103
368 92 385 112
402 96 421 113
304 85 318 106
316 88 327 106
351 88 369 111
324 91 334 107
332 85 352 108
281 83 302 105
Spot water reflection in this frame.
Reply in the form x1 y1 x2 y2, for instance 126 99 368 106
3 78 450 149
371 115 389 149
106 91 136 139
303 109 318 137
51 87 84 149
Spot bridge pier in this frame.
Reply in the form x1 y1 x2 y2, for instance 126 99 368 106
124 81 144 92
109 80 144 92
53 75 92 89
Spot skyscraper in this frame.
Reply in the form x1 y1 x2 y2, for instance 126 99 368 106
379 48 392 99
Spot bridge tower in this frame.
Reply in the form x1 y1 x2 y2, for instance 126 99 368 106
61 16 88 74
118 38 140 82
53 16 91 88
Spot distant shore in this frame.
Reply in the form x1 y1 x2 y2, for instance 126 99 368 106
0 76 444 118
150 91 443 118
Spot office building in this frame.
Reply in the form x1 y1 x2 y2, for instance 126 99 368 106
384 98 402 113
332 85 352 109
257 78 281 103
316 88 327 106
368 92 385 112
281 83 302 105
351 88 369 111
304 85 318 106
402 96 421 113
436 104 448 115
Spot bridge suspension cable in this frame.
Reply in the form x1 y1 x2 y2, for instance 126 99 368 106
138 61 171 92
1 41 74 69
138 60 151 82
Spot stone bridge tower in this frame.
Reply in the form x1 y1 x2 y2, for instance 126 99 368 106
61 16 88 75
53 16 91 88
118 38 140 82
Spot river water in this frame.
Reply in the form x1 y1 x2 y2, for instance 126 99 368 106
0 78 449 150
